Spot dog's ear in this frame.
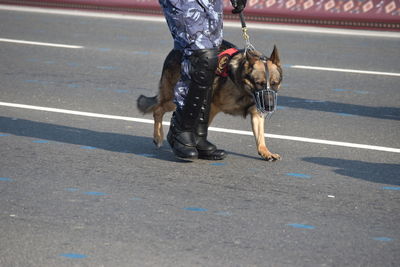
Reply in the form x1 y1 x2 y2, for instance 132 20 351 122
270 45 281 67
246 50 258 65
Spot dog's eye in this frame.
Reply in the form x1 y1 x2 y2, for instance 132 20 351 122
256 82 264 86
270 81 280 90
255 81 266 89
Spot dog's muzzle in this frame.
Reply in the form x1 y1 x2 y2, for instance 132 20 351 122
253 87 278 116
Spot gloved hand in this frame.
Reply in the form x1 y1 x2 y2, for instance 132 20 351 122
230 0 247 14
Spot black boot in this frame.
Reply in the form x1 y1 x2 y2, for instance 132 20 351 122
167 48 219 159
167 112 198 159
195 90 226 160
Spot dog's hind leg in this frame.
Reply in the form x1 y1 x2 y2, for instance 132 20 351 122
250 108 281 161
152 49 181 148
153 101 175 148
208 103 220 126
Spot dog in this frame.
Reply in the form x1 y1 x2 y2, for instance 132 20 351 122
137 40 282 161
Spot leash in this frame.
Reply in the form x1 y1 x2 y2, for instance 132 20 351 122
238 12 255 53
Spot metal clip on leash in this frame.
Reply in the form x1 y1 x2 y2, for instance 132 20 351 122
238 12 255 53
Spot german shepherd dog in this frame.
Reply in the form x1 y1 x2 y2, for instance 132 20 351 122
137 40 282 161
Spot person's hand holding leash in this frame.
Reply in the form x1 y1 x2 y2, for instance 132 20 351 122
230 0 247 14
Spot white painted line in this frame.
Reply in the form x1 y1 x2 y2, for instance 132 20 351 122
0 101 152 124
0 38 83 49
0 4 165 22
290 65 400 77
1 101 399 153
1 4 400 39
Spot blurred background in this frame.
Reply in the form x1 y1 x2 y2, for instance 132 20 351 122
1 0 399 30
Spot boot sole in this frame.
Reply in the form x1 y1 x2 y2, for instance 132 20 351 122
198 152 227 160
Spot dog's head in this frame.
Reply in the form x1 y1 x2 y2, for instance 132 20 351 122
229 46 282 114
239 46 282 94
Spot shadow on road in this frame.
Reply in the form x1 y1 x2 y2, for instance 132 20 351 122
303 157 400 186
279 96 400 121
0 116 193 163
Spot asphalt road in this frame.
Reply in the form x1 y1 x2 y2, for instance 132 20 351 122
0 5 399 267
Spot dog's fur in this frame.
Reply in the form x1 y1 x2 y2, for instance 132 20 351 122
137 40 282 160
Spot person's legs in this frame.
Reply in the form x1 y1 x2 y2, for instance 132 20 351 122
160 0 226 159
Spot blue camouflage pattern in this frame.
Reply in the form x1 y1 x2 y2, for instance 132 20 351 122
159 0 223 109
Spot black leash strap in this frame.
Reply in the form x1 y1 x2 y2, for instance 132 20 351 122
237 12 254 52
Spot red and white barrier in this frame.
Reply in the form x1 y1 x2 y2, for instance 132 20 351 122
1 0 399 30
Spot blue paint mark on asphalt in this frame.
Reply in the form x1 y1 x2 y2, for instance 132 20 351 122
41 81 54 85
27 58 39 62
287 173 311 179
354 90 369 94
65 188 79 192
336 113 354 117
283 64 293 68
25 79 39 83
67 62 79 67
277 106 286 110
67 84 80 88
383 186 400 191
210 162 226 166
114 89 129 93
0 178 13 181
184 207 208 212
332 88 350 92
97 48 111 52
80 146 97 149
96 88 107 91
372 237 393 242
32 140 49 144
287 223 315 229
60 253 87 259
84 192 108 196
0 133 10 137
133 51 150 55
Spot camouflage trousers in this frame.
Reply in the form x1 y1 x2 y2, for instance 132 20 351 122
159 0 223 109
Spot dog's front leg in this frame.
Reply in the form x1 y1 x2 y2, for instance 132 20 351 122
250 109 281 161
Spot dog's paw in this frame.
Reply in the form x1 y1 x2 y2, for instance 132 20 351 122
153 138 163 149
259 149 281 161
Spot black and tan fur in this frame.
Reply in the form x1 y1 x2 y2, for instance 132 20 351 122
137 40 282 161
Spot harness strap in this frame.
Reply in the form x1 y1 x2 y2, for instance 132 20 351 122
215 48 239 77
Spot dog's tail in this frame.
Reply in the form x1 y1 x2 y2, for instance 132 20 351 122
137 95 158 114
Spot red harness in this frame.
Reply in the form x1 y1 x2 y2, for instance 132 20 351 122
215 48 239 77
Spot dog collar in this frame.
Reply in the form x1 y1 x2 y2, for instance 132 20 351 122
215 48 239 77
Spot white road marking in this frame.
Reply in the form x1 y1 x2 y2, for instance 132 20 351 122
0 35 396 77
0 38 83 49
290 65 400 77
1 5 398 77
1 4 400 39
0 40 396 79
1 101 399 153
